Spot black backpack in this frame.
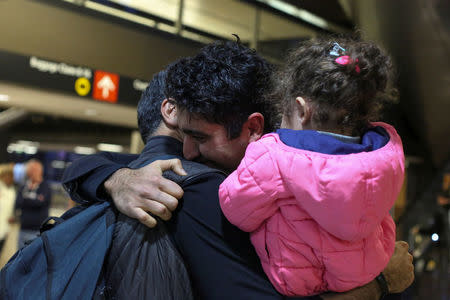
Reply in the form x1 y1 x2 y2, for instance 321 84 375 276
98 158 225 299
0 201 116 300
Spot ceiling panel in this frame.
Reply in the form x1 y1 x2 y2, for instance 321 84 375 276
111 0 317 41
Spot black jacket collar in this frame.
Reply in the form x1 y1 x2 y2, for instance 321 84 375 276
141 136 183 157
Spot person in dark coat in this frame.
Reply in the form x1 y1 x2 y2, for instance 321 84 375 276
15 159 51 249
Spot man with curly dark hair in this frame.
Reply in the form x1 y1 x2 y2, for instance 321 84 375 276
62 40 413 299
164 41 279 172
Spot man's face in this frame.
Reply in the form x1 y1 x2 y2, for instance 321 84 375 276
178 111 250 173
27 162 43 182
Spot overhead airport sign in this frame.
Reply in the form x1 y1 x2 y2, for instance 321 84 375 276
92 70 120 103
0 50 148 107
29 56 92 79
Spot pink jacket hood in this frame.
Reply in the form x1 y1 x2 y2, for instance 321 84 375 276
219 122 404 296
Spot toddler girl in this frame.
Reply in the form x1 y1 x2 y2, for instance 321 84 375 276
219 36 405 296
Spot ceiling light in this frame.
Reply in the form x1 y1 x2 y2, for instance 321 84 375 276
51 160 67 169
258 0 328 28
431 233 439 242
7 143 39 154
23 146 38 155
97 143 123 153
254 0 346 32
74 146 96 155
0 94 10 101
6 145 14 153
17 140 40 147
85 1 156 28
84 108 98 116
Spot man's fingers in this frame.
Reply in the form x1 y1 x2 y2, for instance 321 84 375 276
408 252 414 263
154 159 187 176
105 160 186 224
409 267 415 281
138 178 182 211
158 178 184 203
171 160 188 176
134 208 158 228
141 200 173 221
396 241 409 250
153 190 180 212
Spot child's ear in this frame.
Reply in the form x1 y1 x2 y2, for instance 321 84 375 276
161 99 178 128
295 97 312 126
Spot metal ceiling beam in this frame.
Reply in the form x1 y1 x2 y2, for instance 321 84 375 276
250 8 261 50
175 0 185 35
0 107 28 128
243 0 351 33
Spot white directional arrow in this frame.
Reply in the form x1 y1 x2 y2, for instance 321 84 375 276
97 75 116 98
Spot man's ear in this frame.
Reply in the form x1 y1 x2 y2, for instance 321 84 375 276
295 97 312 126
245 112 264 143
160 99 178 128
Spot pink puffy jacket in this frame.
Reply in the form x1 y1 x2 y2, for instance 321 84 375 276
219 123 404 296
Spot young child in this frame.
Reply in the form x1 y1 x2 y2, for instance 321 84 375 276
218 36 405 296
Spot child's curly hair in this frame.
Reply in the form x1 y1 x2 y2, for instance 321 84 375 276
271 34 398 135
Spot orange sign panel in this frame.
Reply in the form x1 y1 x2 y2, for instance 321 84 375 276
92 70 119 103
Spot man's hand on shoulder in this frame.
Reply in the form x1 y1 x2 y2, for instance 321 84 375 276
104 159 187 228
321 241 414 299
383 241 414 293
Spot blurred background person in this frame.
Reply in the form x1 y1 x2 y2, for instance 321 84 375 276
14 159 51 249
0 163 15 255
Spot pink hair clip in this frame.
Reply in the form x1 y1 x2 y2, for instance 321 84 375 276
335 55 360 73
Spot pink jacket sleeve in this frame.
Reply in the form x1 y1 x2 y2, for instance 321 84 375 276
219 139 290 232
